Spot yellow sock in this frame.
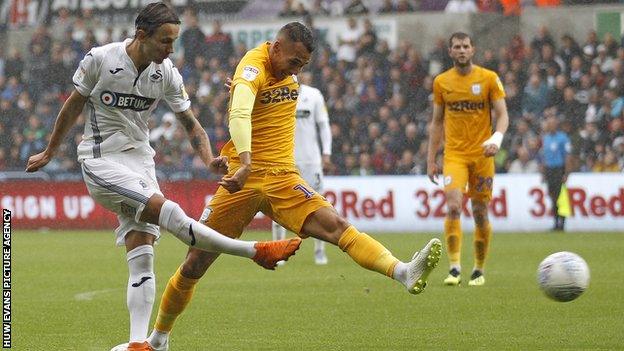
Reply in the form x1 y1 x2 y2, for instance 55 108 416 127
444 218 462 267
474 221 492 270
154 266 199 333
338 225 399 277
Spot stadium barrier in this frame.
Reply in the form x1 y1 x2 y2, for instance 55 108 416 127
1 173 622 232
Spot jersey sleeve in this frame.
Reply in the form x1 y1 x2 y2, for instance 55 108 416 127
314 89 329 123
432 75 444 105
489 72 506 101
72 49 100 97
163 65 191 113
231 56 266 95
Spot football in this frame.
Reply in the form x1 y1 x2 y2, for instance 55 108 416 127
537 252 590 302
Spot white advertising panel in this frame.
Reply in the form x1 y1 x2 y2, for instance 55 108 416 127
323 174 624 232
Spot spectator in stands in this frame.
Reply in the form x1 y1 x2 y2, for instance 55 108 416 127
522 73 548 117
582 30 599 60
396 0 417 12
344 0 369 15
559 34 582 71
278 0 298 17
150 112 178 144
592 148 620 172
180 10 206 64
378 0 395 13
355 152 375 175
4 9 624 177
205 20 233 65
309 0 331 16
531 25 555 56
357 18 378 58
477 0 503 12
445 0 478 13
337 17 362 69
593 44 614 73
395 149 416 174
559 86 585 130
508 146 539 173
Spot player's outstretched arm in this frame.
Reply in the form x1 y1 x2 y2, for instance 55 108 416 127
175 109 228 174
26 89 88 172
219 83 255 193
482 98 510 157
426 103 445 184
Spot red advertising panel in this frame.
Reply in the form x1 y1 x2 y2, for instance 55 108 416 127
0 180 271 230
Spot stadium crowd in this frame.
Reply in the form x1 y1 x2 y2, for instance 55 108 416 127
0 8 623 178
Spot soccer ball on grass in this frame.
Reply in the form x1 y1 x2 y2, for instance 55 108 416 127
537 251 590 302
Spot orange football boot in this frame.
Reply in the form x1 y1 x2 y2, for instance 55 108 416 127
253 238 302 269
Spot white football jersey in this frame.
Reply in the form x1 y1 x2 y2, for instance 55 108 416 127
294 84 330 167
72 39 190 160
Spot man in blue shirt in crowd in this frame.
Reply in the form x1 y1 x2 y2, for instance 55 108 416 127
541 115 572 231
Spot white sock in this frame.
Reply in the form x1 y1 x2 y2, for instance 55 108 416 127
272 221 286 241
392 261 408 286
451 264 461 272
127 245 155 342
314 239 325 254
158 200 256 258
147 329 169 348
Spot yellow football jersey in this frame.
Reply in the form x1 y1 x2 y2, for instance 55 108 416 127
221 42 299 170
433 65 505 157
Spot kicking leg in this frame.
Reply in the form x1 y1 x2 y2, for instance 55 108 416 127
300 207 441 294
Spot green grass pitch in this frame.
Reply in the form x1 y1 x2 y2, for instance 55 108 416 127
11 230 624 350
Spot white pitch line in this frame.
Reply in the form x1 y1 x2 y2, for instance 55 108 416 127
74 288 120 301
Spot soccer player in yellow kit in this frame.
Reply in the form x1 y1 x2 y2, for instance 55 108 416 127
140 22 442 350
426 32 509 287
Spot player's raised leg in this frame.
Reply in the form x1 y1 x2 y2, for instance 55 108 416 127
301 207 441 294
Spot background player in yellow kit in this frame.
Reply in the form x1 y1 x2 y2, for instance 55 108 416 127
144 22 442 350
426 32 509 287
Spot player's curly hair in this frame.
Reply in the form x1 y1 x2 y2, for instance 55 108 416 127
135 2 181 37
279 22 316 53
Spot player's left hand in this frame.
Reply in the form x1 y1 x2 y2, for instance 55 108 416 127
482 131 503 157
218 164 251 193
224 77 233 91
482 143 499 157
208 156 229 175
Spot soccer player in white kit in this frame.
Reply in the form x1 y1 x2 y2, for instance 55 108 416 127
271 72 332 265
25 3 301 351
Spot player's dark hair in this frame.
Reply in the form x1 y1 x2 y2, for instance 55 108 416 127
279 22 316 53
135 2 180 37
448 32 473 47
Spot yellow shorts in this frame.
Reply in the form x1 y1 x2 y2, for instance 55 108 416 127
201 169 332 239
443 153 495 202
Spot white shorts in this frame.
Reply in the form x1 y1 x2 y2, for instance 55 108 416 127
80 149 162 246
297 164 323 192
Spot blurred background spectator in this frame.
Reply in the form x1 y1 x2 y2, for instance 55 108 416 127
0 2 622 181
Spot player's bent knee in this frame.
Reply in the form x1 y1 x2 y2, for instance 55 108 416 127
180 249 219 279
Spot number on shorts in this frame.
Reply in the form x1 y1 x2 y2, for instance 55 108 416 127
294 184 314 199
